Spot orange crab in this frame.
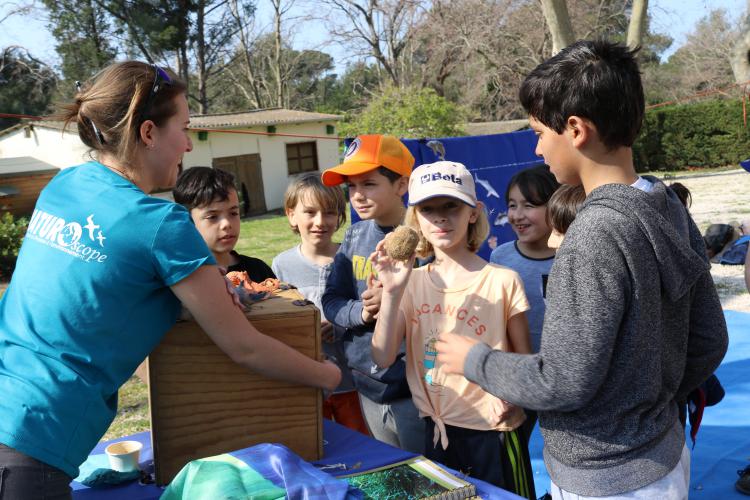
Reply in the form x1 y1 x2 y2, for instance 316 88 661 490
225 272 282 294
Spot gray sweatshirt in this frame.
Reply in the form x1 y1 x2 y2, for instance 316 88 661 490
465 179 728 496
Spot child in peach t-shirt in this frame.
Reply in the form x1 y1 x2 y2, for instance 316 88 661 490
370 161 535 498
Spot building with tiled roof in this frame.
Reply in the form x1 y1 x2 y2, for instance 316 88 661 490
0 108 342 215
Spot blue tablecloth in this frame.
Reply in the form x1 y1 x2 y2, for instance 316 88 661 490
72 419 522 499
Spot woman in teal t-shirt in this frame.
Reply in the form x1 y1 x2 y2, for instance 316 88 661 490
0 61 340 499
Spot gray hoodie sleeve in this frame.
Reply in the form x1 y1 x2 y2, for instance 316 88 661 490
673 217 729 401
464 227 629 411
676 269 728 401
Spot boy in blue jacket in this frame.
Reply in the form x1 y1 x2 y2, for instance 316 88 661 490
437 40 728 499
321 135 424 454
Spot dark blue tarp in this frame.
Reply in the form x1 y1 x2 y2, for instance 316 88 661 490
348 130 544 259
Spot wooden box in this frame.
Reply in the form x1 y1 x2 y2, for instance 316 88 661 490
146 290 322 485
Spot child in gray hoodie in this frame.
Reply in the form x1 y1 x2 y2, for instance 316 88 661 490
436 40 728 499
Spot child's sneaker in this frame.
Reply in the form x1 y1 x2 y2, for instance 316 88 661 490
737 464 750 495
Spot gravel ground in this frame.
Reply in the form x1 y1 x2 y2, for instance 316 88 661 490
663 168 750 312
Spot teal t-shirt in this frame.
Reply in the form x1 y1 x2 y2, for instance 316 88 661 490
0 161 215 478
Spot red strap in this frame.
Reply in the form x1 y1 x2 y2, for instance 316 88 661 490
689 388 707 448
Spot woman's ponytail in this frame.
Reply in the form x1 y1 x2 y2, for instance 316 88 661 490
55 61 186 165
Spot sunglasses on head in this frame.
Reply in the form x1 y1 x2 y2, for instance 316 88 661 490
140 65 173 122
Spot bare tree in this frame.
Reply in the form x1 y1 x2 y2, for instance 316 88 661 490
539 0 650 54
226 0 266 108
626 0 648 49
270 0 294 107
223 0 334 110
0 1 34 25
732 0 750 84
414 0 657 121
413 0 471 96
669 9 738 96
414 0 550 120
225 0 287 109
540 0 574 54
320 0 423 86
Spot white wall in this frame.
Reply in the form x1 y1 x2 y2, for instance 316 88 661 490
0 127 91 168
0 120 341 213
186 121 340 211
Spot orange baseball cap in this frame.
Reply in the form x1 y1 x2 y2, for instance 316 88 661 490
321 135 415 186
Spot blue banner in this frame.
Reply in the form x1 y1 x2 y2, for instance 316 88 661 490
347 130 544 259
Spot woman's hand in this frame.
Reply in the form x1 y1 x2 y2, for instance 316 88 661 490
321 359 342 393
369 238 416 294
436 332 481 376
218 266 245 310
172 265 341 392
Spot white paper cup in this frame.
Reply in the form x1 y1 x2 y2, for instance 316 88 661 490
105 440 143 472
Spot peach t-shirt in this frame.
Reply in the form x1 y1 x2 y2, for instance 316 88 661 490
399 263 529 449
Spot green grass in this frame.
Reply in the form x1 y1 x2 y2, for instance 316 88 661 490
102 376 151 441
104 206 351 441
233 208 350 265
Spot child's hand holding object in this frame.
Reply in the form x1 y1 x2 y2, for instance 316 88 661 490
383 225 419 261
369 234 417 293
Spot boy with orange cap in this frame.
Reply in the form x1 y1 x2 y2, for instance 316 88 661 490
321 135 424 454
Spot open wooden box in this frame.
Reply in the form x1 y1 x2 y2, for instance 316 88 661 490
146 290 323 485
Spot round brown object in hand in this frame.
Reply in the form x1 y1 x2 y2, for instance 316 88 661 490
385 226 419 261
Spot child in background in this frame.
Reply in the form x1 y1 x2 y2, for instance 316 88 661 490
490 165 559 353
546 184 587 249
272 172 368 435
489 165 559 445
370 161 535 497
174 167 275 281
322 135 425 455
668 182 692 209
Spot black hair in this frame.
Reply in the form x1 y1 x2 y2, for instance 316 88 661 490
173 167 237 211
519 39 645 149
505 164 560 206
668 182 692 208
343 166 403 184
377 166 404 183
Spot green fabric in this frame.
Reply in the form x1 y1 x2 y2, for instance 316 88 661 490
160 454 286 500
